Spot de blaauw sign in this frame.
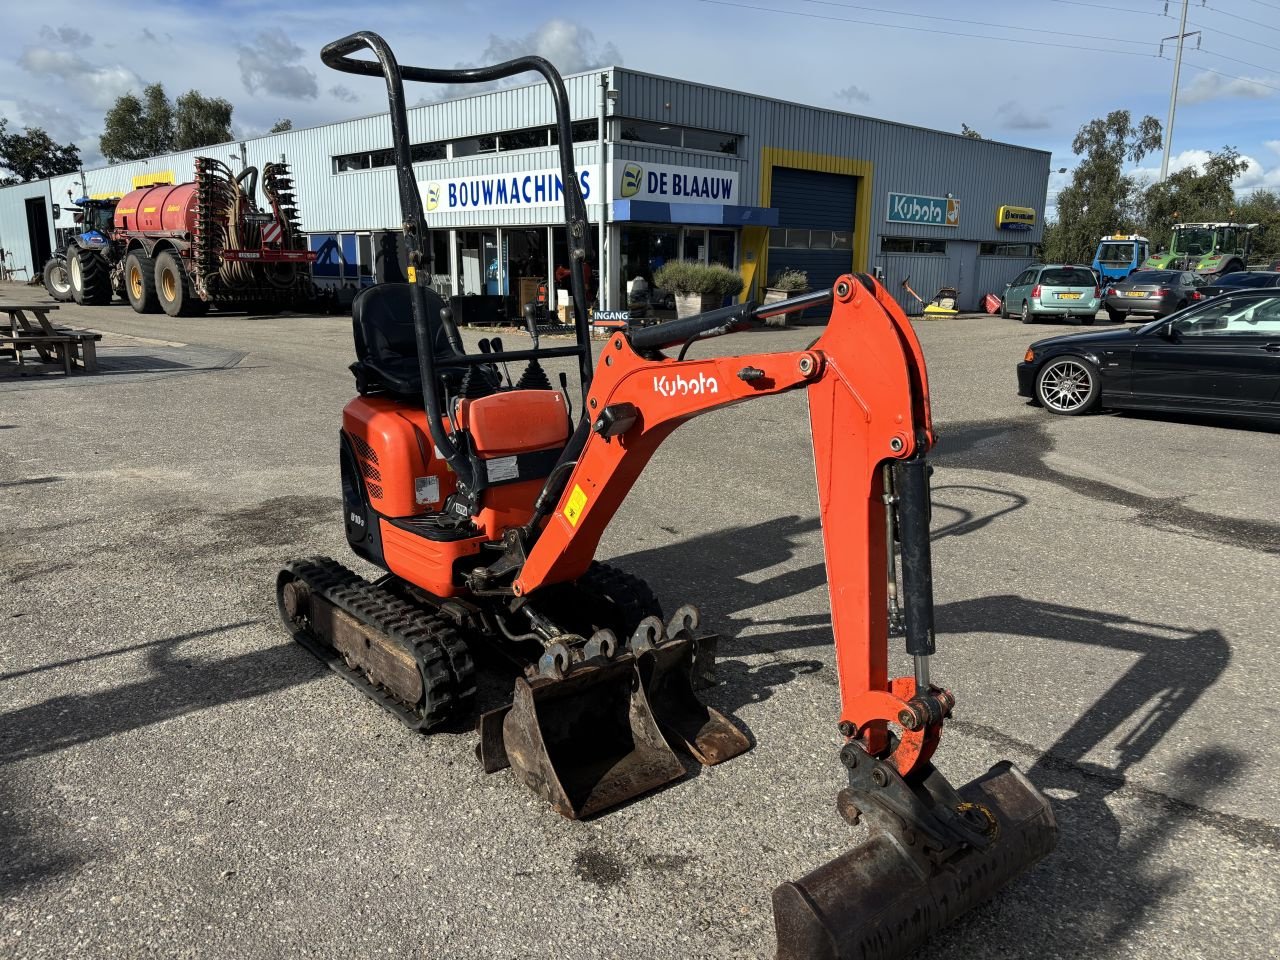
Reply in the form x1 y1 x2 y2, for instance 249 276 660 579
617 162 739 205
887 192 961 227
422 168 594 212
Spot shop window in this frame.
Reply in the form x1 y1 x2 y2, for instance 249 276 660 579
786 229 810 249
771 229 852 250
682 128 739 155
411 142 446 163
453 135 497 157
620 120 683 148
549 121 599 144
357 233 374 286
831 231 852 250
881 237 946 254
500 129 549 152
809 230 833 250
979 242 1039 257
333 153 371 173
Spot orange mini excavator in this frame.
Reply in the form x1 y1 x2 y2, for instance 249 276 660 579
279 32 1056 959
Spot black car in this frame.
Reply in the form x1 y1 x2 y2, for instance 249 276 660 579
1104 269 1205 322
1016 289 1280 419
1200 270 1280 298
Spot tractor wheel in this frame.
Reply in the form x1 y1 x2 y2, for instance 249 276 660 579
154 251 204 318
124 251 161 314
42 256 73 302
71 248 113 306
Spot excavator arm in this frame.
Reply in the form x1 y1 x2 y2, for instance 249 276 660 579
516 274 1056 959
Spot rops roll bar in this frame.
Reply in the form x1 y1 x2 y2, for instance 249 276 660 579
320 31 595 494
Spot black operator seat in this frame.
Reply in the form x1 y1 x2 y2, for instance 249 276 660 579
349 283 464 400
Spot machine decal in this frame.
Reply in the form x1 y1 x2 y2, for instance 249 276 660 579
563 484 588 526
653 372 720 397
486 455 519 483
415 476 441 505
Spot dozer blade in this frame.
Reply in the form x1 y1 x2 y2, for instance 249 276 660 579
501 658 686 819
633 609 752 765
772 759 1056 960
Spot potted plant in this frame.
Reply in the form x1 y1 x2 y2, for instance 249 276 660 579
653 260 745 318
761 268 809 326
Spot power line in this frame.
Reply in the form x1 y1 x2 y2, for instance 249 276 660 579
1232 0 1280 12
694 0 1162 57
1046 0 1163 15
793 0 1153 44
1180 59 1280 93
1202 2 1280 33
1190 19 1280 52
1197 45 1280 75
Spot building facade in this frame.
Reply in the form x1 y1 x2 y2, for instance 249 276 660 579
0 67 1049 316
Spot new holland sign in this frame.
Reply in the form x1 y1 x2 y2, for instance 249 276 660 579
887 192 961 227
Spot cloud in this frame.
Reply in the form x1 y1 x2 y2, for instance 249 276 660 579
39 25 92 47
1130 148 1280 194
433 20 621 99
18 46 142 108
328 84 358 103
996 100 1051 130
237 28 318 100
1266 140 1280 158
834 84 870 104
1181 71 1275 105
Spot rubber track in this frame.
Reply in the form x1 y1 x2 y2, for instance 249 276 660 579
577 562 663 637
280 556 475 730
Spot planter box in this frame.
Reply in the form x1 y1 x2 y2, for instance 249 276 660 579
674 293 722 318
762 287 809 326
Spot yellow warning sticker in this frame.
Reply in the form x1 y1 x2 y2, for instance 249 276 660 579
564 484 588 527
407 265 417 283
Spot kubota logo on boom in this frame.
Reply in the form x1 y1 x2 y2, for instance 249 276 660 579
653 372 720 397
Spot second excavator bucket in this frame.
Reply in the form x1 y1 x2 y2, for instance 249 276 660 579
633 610 752 765
772 758 1057 960
500 658 686 819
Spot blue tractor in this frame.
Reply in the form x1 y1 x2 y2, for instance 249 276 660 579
1090 234 1150 286
42 196 123 305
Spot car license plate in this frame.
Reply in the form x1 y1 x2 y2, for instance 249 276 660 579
1056 292 1082 300
1125 290 1147 297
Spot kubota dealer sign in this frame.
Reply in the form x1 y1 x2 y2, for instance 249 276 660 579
887 192 961 227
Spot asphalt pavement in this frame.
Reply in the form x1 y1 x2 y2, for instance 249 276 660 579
2 289 1277 959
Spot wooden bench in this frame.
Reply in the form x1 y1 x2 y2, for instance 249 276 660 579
0 303 101 374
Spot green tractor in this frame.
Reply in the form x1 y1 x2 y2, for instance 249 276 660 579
1142 222 1258 279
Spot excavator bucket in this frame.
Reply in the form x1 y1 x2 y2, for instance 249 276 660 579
499 658 686 819
634 609 752 765
772 759 1057 960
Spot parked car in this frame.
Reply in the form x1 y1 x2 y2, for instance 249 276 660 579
1103 269 1205 322
1016 289 1280 419
1001 264 1101 324
1199 270 1280 298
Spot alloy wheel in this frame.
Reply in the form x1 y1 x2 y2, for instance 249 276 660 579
1038 359 1094 413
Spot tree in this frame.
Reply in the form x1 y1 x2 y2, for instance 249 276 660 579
100 83 234 162
269 118 293 133
1139 147 1249 247
1044 110 1163 263
174 90 234 149
960 123 983 139
100 83 175 161
1235 189 1280 264
0 119 80 184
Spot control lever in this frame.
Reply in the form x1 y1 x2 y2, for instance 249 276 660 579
491 336 513 385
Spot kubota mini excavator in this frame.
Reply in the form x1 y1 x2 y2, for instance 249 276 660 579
278 31 1057 959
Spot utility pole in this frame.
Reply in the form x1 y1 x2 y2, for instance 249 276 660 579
1160 0 1200 182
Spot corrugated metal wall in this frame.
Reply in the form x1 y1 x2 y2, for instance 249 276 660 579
0 179 54 278
976 257 1038 306
0 65 1048 294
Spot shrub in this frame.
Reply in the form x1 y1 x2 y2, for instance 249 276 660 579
768 268 809 291
653 260 745 298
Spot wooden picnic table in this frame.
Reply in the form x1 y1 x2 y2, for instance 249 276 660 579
0 304 100 374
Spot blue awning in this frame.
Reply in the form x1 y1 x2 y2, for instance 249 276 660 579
611 199 779 226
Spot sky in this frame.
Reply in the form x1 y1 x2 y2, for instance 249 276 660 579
2 0 1278 220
